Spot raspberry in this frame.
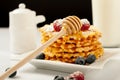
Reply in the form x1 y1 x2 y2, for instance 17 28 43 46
54 71 84 80
53 19 63 32
64 71 84 80
69 71 84 80
81 19 90 31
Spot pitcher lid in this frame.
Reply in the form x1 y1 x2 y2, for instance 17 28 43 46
10 3 35 14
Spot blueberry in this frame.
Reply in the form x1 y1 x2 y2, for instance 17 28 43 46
5 68 17 78
68 77 74 80
75 57 86 65
54 75 64 80
36 53 45 59
86 54 96 64
54 75 59 79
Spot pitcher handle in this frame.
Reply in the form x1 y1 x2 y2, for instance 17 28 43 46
36 15 46 24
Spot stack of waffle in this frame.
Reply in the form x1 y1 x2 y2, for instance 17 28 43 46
38 24 104 63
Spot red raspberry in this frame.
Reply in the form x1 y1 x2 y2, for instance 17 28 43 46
53 19 63 32
81 19 90 31
74 74 84 80
68 71 84 80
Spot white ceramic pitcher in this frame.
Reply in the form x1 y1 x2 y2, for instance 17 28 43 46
92 0 120 47
9 3 46 54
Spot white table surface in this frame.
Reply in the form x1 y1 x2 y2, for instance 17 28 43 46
0 28 120 80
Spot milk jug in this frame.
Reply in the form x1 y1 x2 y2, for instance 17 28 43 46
9 3 45 54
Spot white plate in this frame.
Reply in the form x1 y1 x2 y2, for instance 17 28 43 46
29 49 120 73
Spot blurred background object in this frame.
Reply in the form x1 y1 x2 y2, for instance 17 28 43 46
92 0 120 47
0 0 92 27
